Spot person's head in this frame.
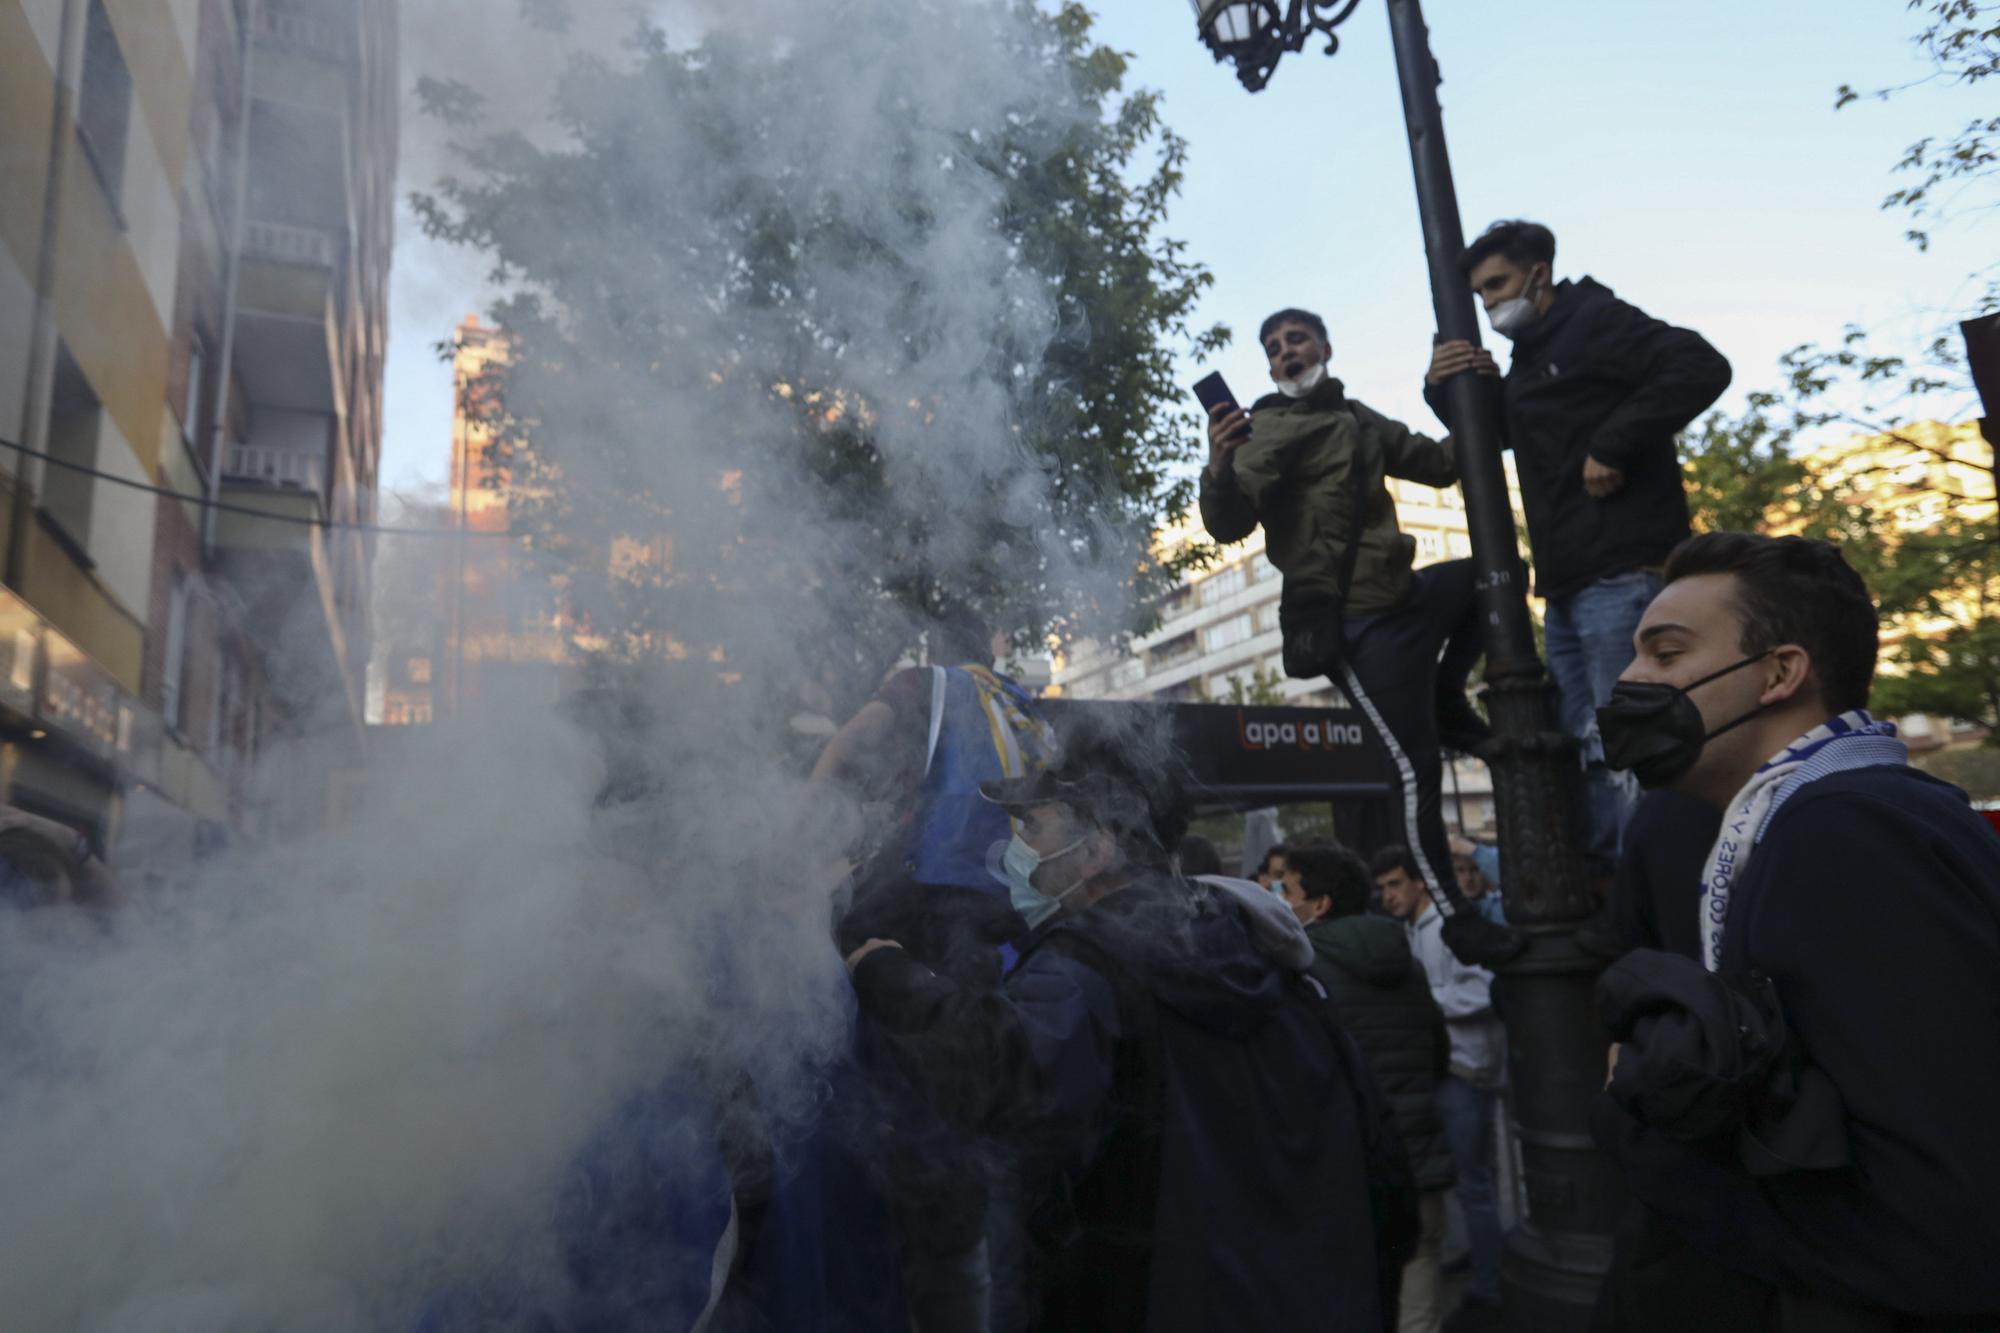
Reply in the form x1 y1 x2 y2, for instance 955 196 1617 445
1177 833 1222 878
983 714 1191 919
1612 533 1879 807
1460 220 1557 331
1258 308 1332 392
1369 844 1428 921
1280 843 1371 927
1254 843 1289 890
1448 835 1489 898
931 605 998 668
0 829 77 911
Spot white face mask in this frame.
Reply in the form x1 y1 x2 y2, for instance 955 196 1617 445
1274 360 1329 399
990 833 1088 930
1487 268 1548 339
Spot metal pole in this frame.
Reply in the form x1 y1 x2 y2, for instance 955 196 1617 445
1382 2 1621 1326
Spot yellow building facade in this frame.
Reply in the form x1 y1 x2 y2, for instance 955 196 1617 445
2 0 397 856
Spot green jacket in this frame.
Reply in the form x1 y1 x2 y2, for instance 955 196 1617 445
1198 377 1456 615
1304 913 1456 1193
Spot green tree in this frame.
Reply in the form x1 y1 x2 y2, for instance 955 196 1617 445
412 2 1224 697
1680 361 2000 736
1222 664 1287 706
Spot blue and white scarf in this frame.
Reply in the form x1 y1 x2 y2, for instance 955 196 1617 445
1699 709 1907 971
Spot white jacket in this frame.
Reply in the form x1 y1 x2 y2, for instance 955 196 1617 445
1406 905 1506 1086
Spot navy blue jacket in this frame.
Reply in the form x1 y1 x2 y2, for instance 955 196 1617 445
1595 766 2000 1317
853 875 1381 1332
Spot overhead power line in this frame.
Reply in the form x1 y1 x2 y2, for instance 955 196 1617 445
0 436 513 539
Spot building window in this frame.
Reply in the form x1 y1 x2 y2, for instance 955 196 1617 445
1205 612 1254 652
43 344 101 548
78 0 132 210
184 331 208 449
161 576 191 730
1110 659 1145 690
408 657 432 684
1150 631 1199 669
1201 564 1247 605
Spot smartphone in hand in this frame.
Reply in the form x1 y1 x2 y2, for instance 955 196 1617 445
1192 371 1240 418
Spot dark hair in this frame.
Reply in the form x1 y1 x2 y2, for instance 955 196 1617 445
1256 844 1289 877
1286 844 1372 919
1369 843 1421 882
1662 532 1878 715
931 605 993 667
1258 308 1329 347
1039 710 1192 868
1177 834 1222 877
1459 220 1556 275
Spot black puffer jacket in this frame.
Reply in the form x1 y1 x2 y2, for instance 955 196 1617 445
1304 914 1455 1193
1423 277 1730 602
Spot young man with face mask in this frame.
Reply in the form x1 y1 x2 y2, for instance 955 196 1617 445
845 720 1389 1332
1591 532 2000 1328
1204 308 1511 964
1424 221 1732 881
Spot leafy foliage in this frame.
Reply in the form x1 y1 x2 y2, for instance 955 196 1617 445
412 3 1225 699
1836 0 2000 306
1680 362 2000 737
1221 663 1288 706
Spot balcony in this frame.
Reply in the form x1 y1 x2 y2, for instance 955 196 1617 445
245 219 341 269
235 224 342 414
254 5 354 62
226 442 326 495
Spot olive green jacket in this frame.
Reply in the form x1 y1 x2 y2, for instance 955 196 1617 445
1198 377 1456 615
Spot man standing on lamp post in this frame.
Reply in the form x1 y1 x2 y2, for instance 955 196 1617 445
1424 220 1731 882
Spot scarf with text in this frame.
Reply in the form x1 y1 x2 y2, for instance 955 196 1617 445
1699 709 1907 971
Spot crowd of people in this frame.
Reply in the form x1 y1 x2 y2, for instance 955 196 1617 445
8 215 1999 1332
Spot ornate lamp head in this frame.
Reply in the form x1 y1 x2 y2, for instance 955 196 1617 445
1188 0 1363 92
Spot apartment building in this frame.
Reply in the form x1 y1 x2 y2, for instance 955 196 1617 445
0 0 396 857
372 316 578 729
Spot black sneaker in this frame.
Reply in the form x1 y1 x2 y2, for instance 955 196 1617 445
1436 692 1495 755
1443 1294 1505 1332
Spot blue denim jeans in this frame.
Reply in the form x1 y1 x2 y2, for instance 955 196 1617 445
1543 569 1662 872
1437 1072 1504 1305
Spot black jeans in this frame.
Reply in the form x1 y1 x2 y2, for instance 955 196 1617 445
1339 559 1483 909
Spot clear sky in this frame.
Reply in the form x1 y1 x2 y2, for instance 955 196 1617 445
378 0 1989 492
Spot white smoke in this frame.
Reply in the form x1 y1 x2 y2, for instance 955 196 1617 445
0 1 1177 1328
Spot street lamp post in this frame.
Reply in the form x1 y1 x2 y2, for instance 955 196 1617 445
1189 2 1621 1326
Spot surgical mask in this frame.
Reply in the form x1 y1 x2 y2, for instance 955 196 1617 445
991 833 1088 930
1487 269 1547 339
1274 360 1328 399
1596 653 1774 789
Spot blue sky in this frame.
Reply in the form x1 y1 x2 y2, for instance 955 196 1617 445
378 0 1989 491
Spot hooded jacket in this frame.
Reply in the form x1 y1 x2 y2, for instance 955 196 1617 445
853 874 1382 1333
1200 377 1456 616
1422 277 1730 602
1405 905 1505 1086
1304 914 1455 1193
